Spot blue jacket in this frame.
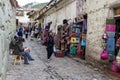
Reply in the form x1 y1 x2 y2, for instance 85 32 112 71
17 30 23 37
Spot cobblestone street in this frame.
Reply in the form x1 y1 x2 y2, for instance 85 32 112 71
6 38 119 80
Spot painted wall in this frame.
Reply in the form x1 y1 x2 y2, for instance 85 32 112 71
0 0 17 80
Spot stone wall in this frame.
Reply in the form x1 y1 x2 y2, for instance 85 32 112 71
86 0 119 67
0 0 16 80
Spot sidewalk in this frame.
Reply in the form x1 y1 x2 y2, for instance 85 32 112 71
6 38 119 80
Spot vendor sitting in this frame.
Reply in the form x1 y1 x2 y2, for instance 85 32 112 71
9 36 34 64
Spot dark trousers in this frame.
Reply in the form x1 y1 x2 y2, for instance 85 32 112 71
115 46 120 57
81 46 86 57
25 34 28 39
47 47 53 59
34 33 38 38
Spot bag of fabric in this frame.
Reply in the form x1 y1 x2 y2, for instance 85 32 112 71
106 24 116 32
81 39 86 46
70 47 76 55
107 38 115 51
100 50 108 59
107 32 115 37
102 32 108 40
71 37 76 43
77 50 83 56
76 38 80 43
60 39 65 43
101 42 106 49
67 40 70 45
71 33 76 37
76 33 80 37
72 28 76 32
116 38 120 47
106 19 115 24
109 54 116 62
111 61 120 72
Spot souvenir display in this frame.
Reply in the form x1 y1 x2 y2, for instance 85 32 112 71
71 37 76 43
54 18 87 58
107 38 115 51
106 24 116 32
70 22 81 55
106 19 115 24
100 50 108 60
107 32 115 38
101 18 116 61
71 33 76 37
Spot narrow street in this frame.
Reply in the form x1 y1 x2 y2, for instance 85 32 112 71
6 38 119 80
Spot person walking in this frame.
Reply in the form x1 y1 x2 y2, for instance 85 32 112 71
45 31 54 60
25 27 29 39
17 28 23 38
34 28 39 38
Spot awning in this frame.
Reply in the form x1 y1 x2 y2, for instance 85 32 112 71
35 14 44 20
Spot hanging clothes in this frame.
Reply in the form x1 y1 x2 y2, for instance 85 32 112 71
82 19 87 34
45 25 50 31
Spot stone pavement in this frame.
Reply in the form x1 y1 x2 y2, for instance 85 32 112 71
6 38 120 80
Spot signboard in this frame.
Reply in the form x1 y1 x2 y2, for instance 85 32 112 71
16 10 24 16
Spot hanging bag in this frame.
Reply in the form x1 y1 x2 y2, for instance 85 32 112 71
81 39 86 46
100 49 108 60
116 38 120 47
60 39 65 43
101 42 106 49
109 54 116 62
111 61 120 72
102 32 108 40
106 8 115 24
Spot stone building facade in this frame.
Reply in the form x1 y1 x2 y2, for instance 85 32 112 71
28 0 120 70
42 0 120 69
0 0 18 80
85 0 120 69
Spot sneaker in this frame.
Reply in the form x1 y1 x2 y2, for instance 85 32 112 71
24 63 29 65
29 59 34 61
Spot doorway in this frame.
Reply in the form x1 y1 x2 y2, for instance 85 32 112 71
115 17 120 57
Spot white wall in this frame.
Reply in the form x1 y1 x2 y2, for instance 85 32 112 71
16 10 30 24
44 0 76 33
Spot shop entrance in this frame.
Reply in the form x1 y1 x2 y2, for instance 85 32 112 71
115 17 120 57
70 14 87 59
107 14 120 76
